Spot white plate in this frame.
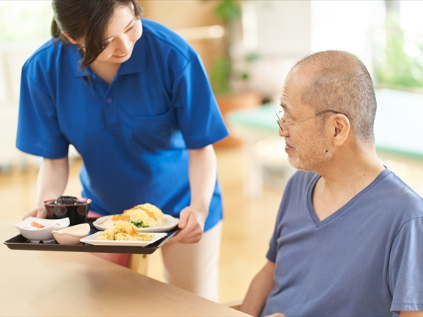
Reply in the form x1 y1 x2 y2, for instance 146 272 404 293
93 214 179 232
80 231 167 247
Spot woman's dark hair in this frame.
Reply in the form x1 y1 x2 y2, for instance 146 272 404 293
51 0 143 69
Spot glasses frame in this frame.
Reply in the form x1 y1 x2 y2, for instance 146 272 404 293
275 109 348 131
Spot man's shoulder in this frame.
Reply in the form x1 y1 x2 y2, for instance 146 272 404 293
377 169 423 218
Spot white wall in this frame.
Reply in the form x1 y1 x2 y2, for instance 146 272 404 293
253 1 311 57
232 1 312 100
0 41 80 170
0 43 38 169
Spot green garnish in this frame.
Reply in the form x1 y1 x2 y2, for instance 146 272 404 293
127 219 150 228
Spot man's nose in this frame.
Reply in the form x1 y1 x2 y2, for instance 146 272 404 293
279 126 289 138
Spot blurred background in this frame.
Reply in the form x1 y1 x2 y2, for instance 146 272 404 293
1 0 423 304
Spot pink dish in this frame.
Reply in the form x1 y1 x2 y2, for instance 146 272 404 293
52 223 91 245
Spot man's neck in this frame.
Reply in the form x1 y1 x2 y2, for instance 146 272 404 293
312 149 385 221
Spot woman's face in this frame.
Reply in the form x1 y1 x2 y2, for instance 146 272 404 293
95 5 142 64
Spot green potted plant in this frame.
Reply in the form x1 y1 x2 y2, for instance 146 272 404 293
205 0 240 94
202 0 262 147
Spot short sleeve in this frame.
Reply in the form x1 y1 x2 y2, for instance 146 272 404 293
266 198 286 263
265 173 303 264
266 225 279 263
172 57 229 149
389 217 423 314
16 66 69 158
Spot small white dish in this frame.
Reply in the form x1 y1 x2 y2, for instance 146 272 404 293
80 231 167 247
93 214 179 232
52 223 91 245
15 217 70 242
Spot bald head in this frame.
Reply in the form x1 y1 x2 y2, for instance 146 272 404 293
292 51 377 143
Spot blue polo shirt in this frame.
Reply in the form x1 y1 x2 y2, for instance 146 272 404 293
16 19 229 231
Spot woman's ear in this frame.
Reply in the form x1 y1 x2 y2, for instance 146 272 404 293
61 32 78 44
331 114 350 147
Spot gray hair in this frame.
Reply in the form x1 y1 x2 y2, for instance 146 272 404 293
294 50 377 143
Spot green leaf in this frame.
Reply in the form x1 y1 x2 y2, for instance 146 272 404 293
209 56 232 94
127 219 149 228
214 0 241 22
375 29 423 89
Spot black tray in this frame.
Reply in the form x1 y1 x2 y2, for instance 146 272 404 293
4 218 179 255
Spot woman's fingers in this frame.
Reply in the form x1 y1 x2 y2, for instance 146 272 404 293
168 210 203 244
22 207 47 220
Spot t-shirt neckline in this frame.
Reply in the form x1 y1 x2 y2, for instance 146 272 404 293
306 168 391 228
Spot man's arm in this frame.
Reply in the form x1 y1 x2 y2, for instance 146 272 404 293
240 261 276 317
400 311 423 317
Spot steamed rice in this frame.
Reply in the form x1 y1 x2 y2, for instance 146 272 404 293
99 203 165 228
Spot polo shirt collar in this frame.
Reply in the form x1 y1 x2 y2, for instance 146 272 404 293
118 38 147 75
68 37 146 78
67 44 89 78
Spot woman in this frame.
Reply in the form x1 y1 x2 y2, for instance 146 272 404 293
17 0 228 301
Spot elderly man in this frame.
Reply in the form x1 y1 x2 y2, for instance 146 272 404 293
240 51 423 317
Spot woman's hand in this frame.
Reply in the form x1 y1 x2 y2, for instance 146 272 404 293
166 206 205 244
265 314 286 317
166 145 216 244
22 206 48 220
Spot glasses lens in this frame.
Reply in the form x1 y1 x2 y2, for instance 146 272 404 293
276 110 283 121
275 110 283 130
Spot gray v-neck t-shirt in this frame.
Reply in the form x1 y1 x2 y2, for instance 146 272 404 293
262 168 423 317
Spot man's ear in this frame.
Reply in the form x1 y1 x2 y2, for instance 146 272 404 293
61 32 78 44
331 114 350 147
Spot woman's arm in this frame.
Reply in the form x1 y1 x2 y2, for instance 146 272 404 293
23 157 69 219
241 261 277 317
168 145 217 244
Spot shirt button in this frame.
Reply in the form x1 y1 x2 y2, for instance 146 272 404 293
106 97 112 103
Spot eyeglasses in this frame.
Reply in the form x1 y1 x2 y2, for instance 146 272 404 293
275 109 348 131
